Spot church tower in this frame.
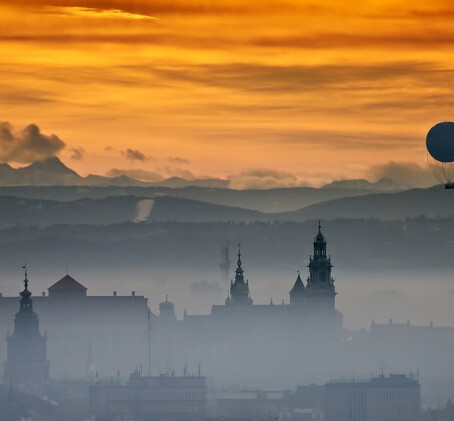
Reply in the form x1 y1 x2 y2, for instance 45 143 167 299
3 267 50 384
305 222 336 309
225 244 253 306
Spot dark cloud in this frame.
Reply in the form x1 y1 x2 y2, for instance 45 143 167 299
0 121 65 163
4 28 454 51
69 146 85 160
7 0 298 17
168 156 190 165
122 148 152 162
150 61 454 95
228 169 305 190
106 168 163 182
367 161 437 188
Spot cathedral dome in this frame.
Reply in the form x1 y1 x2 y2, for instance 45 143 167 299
159 295 176 320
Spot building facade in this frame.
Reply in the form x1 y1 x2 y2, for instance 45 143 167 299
324 375 420 421
90 371 207 421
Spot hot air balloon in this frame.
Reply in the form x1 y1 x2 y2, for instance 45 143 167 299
426 122 454 189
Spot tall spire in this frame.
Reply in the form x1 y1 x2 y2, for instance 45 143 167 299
225 242 252 306
22 264 28 292
19 265 32 312
234 242 245 282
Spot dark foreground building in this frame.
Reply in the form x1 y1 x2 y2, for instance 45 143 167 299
324 374 420 421
3 268 49 385
90 370 207 421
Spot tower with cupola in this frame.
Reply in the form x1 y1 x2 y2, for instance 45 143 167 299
3 266 50 384
305 222 336 309
225 244 253 306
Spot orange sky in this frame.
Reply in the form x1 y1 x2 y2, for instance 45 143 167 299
0 0 453 186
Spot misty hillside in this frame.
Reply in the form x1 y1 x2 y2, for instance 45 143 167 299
149 196 264 222
280 185 454 221
0 196 143 227
0 218 453 290
0 185 452 227
0 195 267 227
322 177 402 191
0 185 388 213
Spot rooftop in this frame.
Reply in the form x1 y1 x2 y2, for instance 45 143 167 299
48 274 87 291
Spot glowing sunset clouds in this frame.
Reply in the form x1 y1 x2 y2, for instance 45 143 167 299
0 0 453 186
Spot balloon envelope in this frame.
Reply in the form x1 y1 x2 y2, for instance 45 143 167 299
426 122 454 163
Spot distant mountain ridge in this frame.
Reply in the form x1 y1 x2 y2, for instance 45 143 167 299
0 157 405 193
278 185 452 221
0 185 398 213
0 157 229 188
0 157 81 186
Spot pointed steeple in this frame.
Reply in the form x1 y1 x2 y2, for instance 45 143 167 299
19 265 32 312
225 242 252 306
22 264 28 290
234 242 244 282
290 270 306 305
314 221 326 252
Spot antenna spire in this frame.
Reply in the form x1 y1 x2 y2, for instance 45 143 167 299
237 242 242 268
21 264 28 291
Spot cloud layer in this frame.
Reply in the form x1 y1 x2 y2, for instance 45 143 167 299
106 168 163 182
1 1 453 179
367 161 437 188
228 169 305 190
0 122 65 163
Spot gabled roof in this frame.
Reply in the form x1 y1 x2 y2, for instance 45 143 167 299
48 274 87 291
